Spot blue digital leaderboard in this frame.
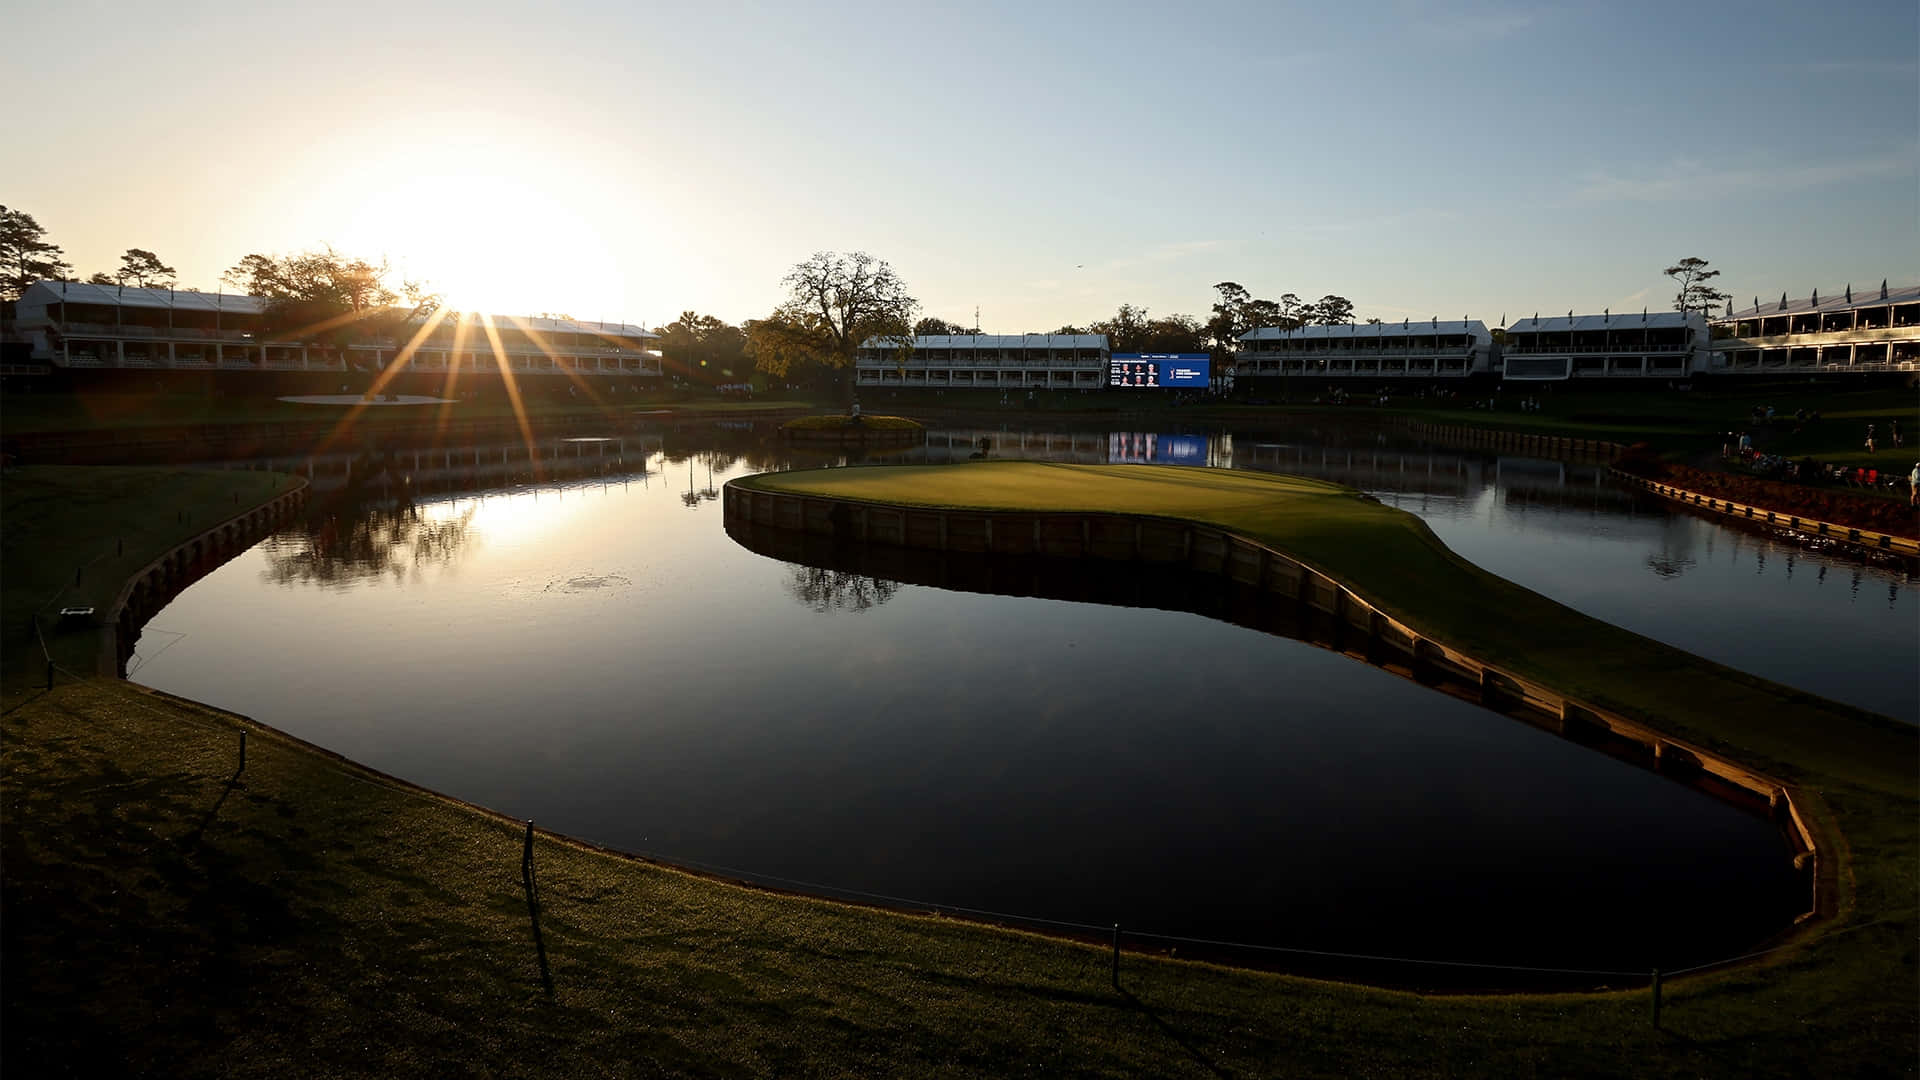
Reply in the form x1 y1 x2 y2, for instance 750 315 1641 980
1108 353 1211 389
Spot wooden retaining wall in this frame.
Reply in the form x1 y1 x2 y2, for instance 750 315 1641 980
1610 472 1920 556
724 481 1825 923
1404 421 1625 461
105 481 310 677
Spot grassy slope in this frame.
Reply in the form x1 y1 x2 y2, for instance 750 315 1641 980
3 463 1915 1076
1 467 302 683
4 681 1914 1078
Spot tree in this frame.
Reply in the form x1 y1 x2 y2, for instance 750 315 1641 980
1140 313 1204 353
659 311 748 382
748 252 917 401
117 248 176 288
1308 294 1354 325
0 205 73 300
1665 257 1730 316
223 248 396 312
1088 302 1153 351
914 316 965 336
217 249 440 384
85 271 118 285
1206 281 1253 352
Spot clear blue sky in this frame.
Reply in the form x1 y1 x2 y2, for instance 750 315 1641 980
13 0 1917 331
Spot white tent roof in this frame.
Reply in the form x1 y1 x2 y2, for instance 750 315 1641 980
1240 320 1486 343
1722 282 1920 321
18 281 656 338
418 311 657 339
1505 311 1699 333
864 333 1110 349
21 280 271 314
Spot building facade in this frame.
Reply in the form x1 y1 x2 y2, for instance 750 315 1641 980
1499 311 1704 381
854 334 1111 389
1234 320 1493 380
11 281 662 379
1711 282 1920 376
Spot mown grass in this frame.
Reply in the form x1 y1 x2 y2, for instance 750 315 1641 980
3 463 1915 1076
1368 386 1919 469
5 677 1915 1078
1 467 302 684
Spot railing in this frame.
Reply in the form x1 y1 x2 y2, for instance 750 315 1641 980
1503 343 1691 354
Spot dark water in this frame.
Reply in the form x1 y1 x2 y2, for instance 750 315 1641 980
133 418 1911 981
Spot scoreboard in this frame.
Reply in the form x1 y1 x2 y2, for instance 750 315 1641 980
1108 353 1210 389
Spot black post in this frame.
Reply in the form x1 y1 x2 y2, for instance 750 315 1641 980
522 820 553 998
1650 968 1662 1028
238 730 247 775
1111 924 1121 990
46 661 54 690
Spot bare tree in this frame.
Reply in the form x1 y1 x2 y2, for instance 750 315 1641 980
748 252 917 401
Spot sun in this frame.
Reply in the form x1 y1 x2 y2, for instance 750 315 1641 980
339 169 619 319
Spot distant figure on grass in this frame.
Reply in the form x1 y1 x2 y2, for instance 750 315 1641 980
1892 420 1904 449
1910 463 1918 507
1864 423 1876 453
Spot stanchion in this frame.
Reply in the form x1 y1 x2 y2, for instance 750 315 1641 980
1650 968 1662 1028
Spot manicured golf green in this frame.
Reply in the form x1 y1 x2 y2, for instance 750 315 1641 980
737 462 1908 782
3 463 1914 1076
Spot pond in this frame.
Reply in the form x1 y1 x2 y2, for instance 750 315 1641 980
132 417 1912 982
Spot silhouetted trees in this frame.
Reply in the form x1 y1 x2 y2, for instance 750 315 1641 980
0 206 72 300
1665 257 1730 316
1088 303 1205 352
748 251 917 398
116 248 176 288
658 311 748 383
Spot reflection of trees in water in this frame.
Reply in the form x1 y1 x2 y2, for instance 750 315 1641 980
785 565 900 612
1645 553 1695 579
259 500 477 586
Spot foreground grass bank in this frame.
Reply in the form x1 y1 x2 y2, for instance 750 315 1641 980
1 466 303 685
3 465 1914 1075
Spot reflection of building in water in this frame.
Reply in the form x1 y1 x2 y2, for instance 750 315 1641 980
1492 458 1639 512
918 428 1112 464
914 428 1228 466
854 334 1110 390
1232 443 1488 497
200 435 663 494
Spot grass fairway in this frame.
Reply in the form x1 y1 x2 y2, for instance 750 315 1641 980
3 464 1915 1076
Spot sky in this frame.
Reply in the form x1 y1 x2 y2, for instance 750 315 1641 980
11 0 1917 332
